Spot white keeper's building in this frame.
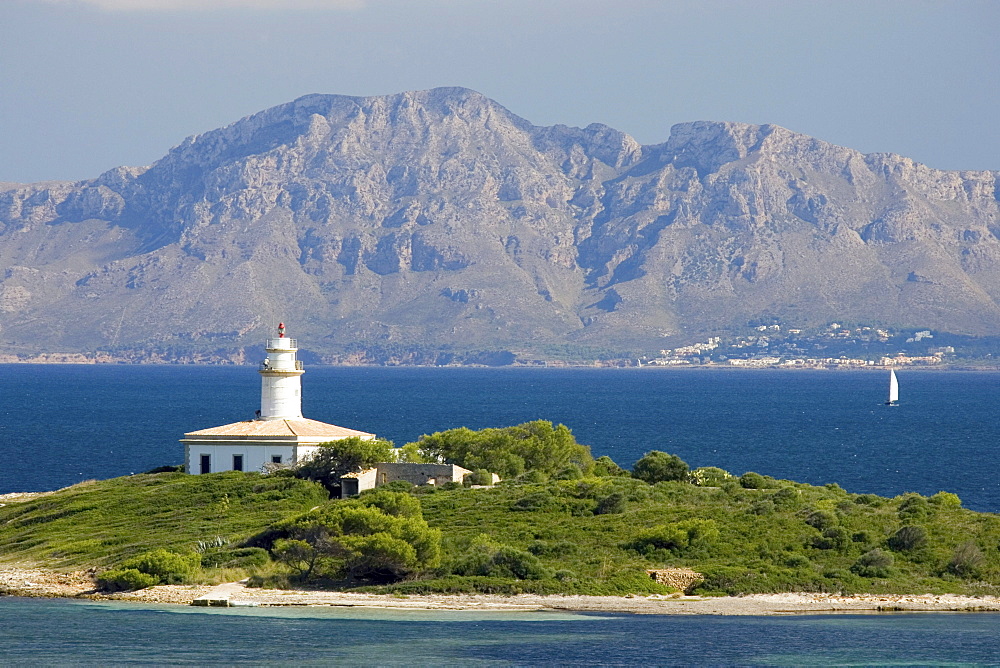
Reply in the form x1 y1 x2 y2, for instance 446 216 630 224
181 324 375 475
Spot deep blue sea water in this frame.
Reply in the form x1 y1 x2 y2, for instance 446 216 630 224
1 365 998 511
2 365 1000 665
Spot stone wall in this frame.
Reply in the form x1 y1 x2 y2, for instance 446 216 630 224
646 568 704 594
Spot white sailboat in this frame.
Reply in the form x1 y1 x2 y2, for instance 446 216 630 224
885 369 899 405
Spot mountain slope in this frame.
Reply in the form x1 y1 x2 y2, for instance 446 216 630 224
1 88 998 361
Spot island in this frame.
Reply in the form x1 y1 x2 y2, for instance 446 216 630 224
2 420 999 615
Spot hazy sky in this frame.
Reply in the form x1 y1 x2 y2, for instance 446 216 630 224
2 0 997 183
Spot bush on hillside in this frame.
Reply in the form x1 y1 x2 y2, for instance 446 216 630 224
851 548 894 578
593 455 629 477
739 472 779 489
897 493 931 521
594 491 628 515
463 469 494 486
632 451 689 484
805 510 837 531
120 549 201 585
628 519 720 556
948 541 985 578
97 568 160 592
451 535 551 580
887 525 928 552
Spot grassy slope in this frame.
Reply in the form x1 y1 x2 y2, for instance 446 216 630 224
2 470 999 596
0 472 328 569
413 477 1000 596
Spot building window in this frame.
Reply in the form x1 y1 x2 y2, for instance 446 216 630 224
233 454 244 472
271 455 283 464
200 454 211 475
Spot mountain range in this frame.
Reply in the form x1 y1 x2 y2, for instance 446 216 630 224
1 87 998 363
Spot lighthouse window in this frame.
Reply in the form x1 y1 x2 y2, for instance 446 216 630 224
271 455 283 464
200 455 211 475
233 454 244 472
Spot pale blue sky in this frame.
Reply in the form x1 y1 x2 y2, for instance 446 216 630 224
2 0 997 183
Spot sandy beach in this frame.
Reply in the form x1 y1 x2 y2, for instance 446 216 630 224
3 565 999 615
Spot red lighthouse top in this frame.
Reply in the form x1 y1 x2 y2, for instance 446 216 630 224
277 322 285 338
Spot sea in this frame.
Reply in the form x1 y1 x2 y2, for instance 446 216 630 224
1 364 999 665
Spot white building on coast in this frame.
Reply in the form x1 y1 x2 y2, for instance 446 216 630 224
181 323 375 474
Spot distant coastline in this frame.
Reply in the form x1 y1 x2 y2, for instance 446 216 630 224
0 354 997 372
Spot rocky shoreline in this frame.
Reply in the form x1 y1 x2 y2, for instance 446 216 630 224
3 566 1000 615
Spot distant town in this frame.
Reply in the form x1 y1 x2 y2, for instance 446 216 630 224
641 323 995 369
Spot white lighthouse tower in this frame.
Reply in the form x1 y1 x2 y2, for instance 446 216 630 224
181 323 375 475
259 322 304 420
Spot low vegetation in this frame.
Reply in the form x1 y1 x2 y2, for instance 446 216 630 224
1 422 999 597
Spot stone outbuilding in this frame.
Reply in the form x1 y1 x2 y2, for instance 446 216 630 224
340 462 472 497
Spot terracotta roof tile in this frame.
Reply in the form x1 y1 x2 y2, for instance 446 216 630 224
182 418 373 441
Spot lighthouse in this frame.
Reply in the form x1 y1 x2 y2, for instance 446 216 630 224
259 322 304 420
181 324 375 475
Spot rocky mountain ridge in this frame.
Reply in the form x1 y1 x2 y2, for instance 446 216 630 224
1 87 998 362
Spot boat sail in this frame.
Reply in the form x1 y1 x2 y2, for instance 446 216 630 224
885 369 899 405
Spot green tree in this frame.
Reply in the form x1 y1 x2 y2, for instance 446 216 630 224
294 437 395 495
269 492 440 583
632 451 689 484
409 420 593 479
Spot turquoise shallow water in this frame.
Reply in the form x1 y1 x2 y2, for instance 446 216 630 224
1 365 998 510
1 597 999 666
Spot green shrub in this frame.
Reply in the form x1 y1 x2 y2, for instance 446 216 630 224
463 470 494 487
512 470 548 484
97 568 159 592
552 464 583 481
930 491 962 508
772 487 799 508
749 499 775 515
805 510 837 531
452 536 551 580
854 493 883 506
851 548 894 578
120 549 200 584
948 541 984 578
594 492 627 515
628 519 719 556
632 451 689 484
811 527 851 551
739 472 766 489
852 530 874 546
783 554 811 569
887 525 928 552
897 493 930 521
593 456 628 477
511 491 557 512
527 540 577 557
